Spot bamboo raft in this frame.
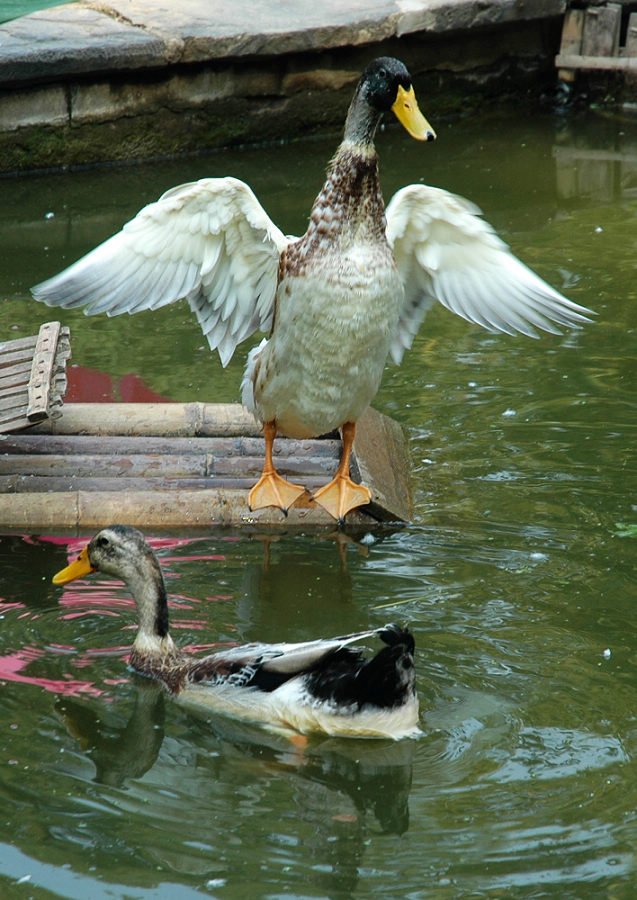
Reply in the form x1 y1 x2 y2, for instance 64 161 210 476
0 400 412 531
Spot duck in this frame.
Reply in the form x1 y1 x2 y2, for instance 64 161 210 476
52 524 420 739
32 57 593 523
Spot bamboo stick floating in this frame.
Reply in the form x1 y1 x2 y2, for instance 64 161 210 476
0 490 380 530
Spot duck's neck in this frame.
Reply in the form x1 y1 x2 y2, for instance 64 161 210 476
343 85 384 148
304 140 386 249
128 556 179 658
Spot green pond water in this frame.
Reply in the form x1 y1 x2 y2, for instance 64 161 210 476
0 1 70 23
1 104 637 898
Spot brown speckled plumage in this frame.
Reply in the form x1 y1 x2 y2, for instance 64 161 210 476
287 148 388 273
128 646 188 694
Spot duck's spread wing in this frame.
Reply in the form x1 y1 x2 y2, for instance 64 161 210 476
385 184 594 365
32 177 289 367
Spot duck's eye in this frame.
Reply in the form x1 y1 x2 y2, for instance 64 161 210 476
378 67 387 79
96 536 110 549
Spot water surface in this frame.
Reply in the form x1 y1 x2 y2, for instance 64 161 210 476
1 105 637 898
0 1 70 23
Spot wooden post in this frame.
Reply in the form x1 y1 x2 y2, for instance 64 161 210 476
626 12 637 87
558 9 584 83
581 4 622 58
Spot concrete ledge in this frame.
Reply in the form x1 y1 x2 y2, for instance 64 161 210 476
0 0 567 173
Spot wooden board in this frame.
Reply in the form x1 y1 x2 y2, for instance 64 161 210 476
556 3 637 82
0 403 412 530
581 4 621 58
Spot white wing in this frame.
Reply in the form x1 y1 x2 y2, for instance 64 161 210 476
209 627 383 676
386 184 594 365
32 176 290 367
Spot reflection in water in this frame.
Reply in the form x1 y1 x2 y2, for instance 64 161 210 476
56 678 416 897
56 679 415 833
55 680 167 787
554 113 637 203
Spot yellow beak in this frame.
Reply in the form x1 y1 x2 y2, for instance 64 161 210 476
391 85 436 142
53 545 95 585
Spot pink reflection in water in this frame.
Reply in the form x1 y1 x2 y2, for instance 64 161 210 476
7 532 235 700
0 649 107 698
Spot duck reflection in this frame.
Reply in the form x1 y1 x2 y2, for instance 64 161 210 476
55 678 415 836
55 678 166 787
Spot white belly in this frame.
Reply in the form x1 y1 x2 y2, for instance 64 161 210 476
245 246 403 438
178 679 421 739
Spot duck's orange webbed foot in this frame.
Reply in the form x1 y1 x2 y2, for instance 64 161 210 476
249 471 306 515
311 421 371 524
311 477 371 524
249 420 305 515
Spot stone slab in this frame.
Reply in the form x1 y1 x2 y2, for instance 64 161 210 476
0 0 567 85
0 0 568 172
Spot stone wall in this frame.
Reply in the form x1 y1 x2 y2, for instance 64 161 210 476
0 0 567 174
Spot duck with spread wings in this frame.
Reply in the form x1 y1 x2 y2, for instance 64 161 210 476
33 57 592 523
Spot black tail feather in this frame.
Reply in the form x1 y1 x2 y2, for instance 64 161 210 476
377 623 415 654
306 624 416 711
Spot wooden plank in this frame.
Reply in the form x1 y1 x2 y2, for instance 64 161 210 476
0 322 70 434
558 8 585 82
352 407 411 522
0 405 29 426
0 474 335 494
560 8 584 55
0 454 209 479
0 451 337 480
27 321 62 421
0 346 39 368
44 324 70 423
0 360 32 385
555 54 637 72
31 402 263 438
627 13 637 56
0 334 37 355
0 475 295 492
0 433 341 459
0 413 34 433
0 382 30 401
0 402 411 528
581 4 622 57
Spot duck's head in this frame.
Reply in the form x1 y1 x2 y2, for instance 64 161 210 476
53 525 171 644
345 57 436 146
53 524 153 585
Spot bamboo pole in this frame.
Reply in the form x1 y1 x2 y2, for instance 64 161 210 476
31 403 263 437
0 433 341 459
0 490 373 530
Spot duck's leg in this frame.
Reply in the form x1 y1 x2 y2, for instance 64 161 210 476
311 422 371 523
249 420 306 514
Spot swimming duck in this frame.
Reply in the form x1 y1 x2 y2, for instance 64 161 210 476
52 524 420 739
33 57 592 523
